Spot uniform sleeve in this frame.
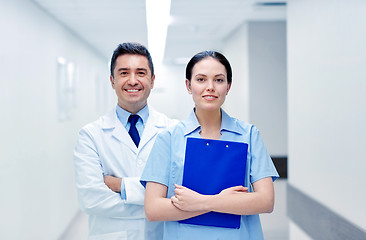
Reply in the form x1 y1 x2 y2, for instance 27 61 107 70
74 127 144 218
249 126 279 184
140 130 172 188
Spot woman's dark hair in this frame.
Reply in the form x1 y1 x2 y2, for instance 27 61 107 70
110 42 154 77
185 51 232 84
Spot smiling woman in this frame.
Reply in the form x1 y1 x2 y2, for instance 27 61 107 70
185 56 231 129
141 50 279 240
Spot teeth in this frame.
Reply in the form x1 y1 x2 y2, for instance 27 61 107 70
127 89 139 92
204 96 215 99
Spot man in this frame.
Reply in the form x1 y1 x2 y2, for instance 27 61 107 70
74 42 177 240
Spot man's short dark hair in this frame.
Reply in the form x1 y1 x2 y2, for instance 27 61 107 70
110 42 154 78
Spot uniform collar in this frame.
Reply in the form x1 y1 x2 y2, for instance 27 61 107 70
220 109 244 135
182 108 244 136
182 109 201 136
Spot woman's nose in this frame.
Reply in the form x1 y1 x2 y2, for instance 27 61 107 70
206 80 215 91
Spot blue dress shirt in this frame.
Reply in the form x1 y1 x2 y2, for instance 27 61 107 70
116 104 149 136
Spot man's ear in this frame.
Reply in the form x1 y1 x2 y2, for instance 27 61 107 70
150 74 155 89
185 79 192 94
110 76 115 89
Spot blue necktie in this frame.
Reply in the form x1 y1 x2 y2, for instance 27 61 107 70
128 114 140 147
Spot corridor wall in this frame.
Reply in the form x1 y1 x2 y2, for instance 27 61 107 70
287 0 366 239
224 22 288 157
0 0 113 239
223 23 250 123
248 22 287 157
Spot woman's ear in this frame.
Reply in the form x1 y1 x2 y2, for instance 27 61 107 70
226 83 232 95
185 79 192 94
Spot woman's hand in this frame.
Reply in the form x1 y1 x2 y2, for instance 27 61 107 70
171 184 209 212
219 185 248 196
145 182 209 221
171 185 249 212
171 185 248 212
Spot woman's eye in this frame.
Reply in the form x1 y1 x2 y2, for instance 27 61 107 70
197 78 204 82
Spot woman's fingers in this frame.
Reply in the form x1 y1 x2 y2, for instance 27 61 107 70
231 185 248 192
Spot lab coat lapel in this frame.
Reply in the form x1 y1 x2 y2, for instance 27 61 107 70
139 108 162 149
102 110 138 154
139 123 158 149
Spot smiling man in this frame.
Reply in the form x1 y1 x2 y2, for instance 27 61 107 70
74 42 177 240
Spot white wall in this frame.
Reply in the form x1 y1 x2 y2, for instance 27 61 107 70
149 63 191 120
223 22 287 156
248 22 287 156
0 1 113 239
223 23 250 123
287 0 366 233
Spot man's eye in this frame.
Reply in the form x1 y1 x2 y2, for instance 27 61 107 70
121 72 128 75
138 72 146 76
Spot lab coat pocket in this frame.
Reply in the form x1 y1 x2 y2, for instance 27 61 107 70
89 231 127 240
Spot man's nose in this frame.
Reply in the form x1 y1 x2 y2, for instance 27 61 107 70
128 74 138 85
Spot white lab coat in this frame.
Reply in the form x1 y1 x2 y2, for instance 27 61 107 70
74 105 177 240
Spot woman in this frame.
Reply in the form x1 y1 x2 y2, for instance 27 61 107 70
140 51 279 239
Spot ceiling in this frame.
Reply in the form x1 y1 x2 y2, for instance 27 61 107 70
31 0 286 64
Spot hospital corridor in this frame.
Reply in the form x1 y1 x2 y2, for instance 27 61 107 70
1 0 365 239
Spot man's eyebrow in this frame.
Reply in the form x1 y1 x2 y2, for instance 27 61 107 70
117 67 129 72
136 68 148 72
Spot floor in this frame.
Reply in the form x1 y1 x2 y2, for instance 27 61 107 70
261 179 289 240
60 179 289 240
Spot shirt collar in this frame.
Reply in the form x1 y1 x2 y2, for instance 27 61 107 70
115 104 149 127
182 109 201 136
182 108 243 136
220 109 243 135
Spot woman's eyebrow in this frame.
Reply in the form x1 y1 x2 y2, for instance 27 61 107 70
194 73 226 77
194 73 207 77
215 73 226 77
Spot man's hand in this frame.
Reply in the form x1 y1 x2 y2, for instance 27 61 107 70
104 175 122 193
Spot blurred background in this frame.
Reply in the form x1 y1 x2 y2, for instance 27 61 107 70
0 0 365 239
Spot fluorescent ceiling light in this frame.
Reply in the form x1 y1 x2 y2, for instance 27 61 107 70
57 57 67 65
146 0 171 64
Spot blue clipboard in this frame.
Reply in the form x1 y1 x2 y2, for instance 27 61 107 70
178 137 248 229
